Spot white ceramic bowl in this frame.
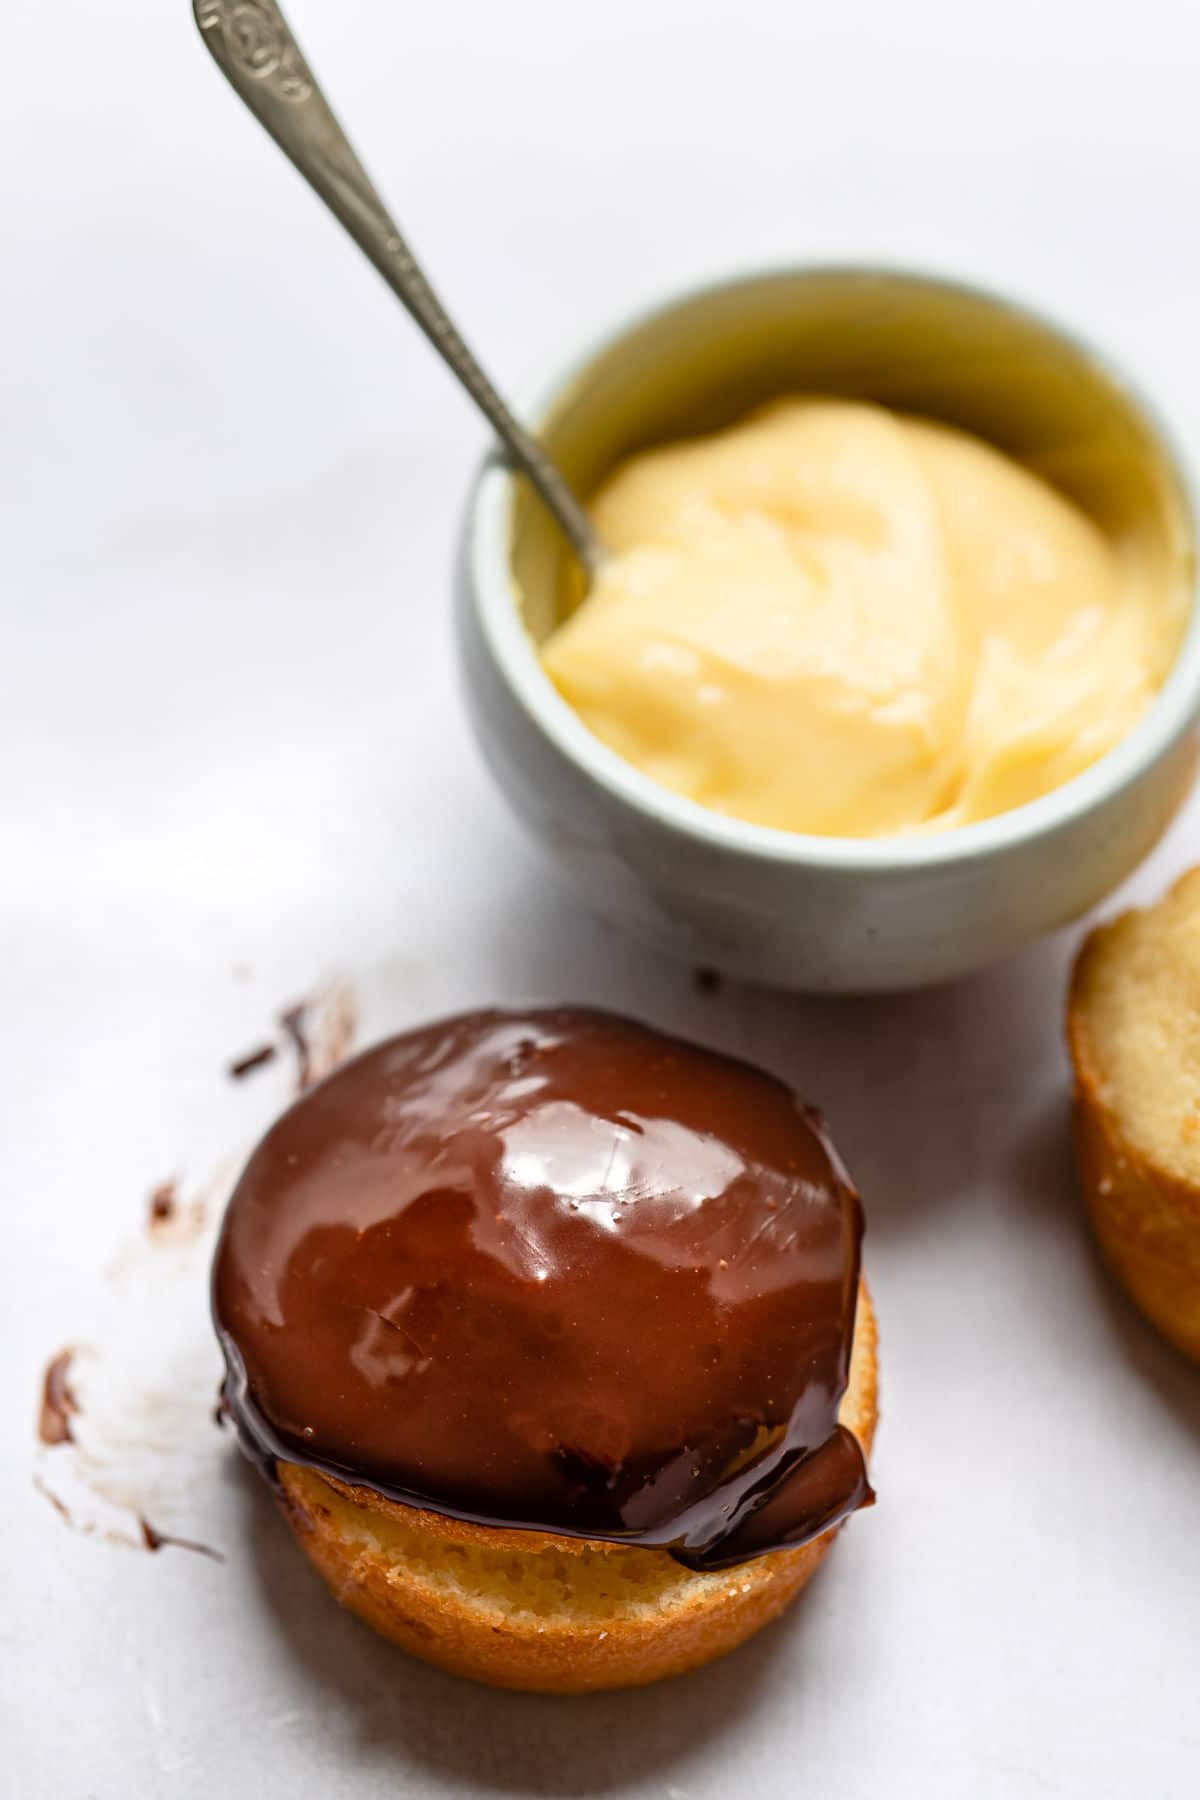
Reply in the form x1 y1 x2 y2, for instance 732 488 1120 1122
457 266 1199 992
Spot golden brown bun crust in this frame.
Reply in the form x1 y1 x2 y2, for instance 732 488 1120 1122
274 1280 878 1692
1068 873 1200 1361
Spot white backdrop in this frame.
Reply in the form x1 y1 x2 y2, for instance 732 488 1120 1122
4 3 1200 1795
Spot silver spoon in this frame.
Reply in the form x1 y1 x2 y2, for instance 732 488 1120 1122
193 0 603 578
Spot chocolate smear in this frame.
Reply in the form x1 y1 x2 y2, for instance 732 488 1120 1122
278 1001 313 1091
139 1516 224 1562
38 1350 79 1446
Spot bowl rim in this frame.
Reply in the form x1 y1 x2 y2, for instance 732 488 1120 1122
463 259 1200 875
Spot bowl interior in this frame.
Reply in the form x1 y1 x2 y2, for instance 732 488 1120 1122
510 267 1193 657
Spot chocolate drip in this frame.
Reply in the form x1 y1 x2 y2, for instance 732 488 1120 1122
213 1008 871 1568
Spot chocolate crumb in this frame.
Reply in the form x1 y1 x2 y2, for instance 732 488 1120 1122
139 1516 224 1562
148 1179 177 1227
692 967 723 996
143 1178 207 1246
228 1042 278 1081
38 1351 79 1446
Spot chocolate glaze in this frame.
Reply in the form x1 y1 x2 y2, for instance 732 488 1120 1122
213 1008 871 1570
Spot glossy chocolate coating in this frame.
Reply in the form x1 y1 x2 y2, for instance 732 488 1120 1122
213 1008 871 1568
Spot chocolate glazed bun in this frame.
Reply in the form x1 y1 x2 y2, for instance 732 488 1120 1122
214 1008 878 1691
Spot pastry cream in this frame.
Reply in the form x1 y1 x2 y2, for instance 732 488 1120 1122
540 399 1180 836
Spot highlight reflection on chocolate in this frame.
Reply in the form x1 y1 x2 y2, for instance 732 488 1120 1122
213 1008 872 1569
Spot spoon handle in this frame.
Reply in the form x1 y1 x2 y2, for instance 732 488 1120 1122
194 0 601 574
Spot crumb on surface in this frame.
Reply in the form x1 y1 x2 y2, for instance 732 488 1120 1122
148 1179 177 1226
228 1042 278 1080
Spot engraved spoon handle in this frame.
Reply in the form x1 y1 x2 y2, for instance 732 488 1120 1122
193 0 601 576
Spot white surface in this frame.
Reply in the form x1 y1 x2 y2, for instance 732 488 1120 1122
4 2 1200 1795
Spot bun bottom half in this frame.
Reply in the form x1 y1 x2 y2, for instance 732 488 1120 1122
272 1281 878 1693
1069 870 1200 1361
